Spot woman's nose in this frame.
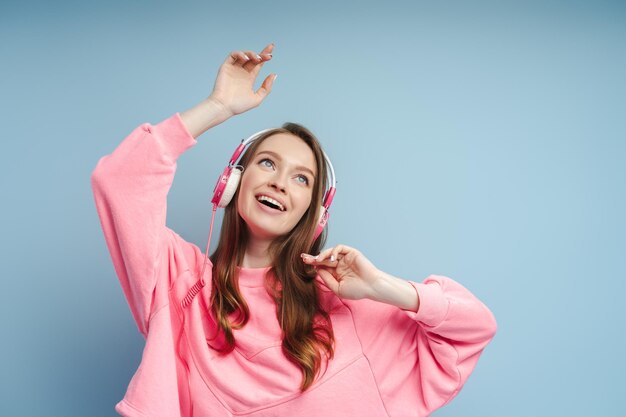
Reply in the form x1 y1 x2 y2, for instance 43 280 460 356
269 173 287 193
269 181 286 193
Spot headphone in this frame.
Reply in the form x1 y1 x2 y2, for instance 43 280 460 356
210 128 336 242
181 128 337 309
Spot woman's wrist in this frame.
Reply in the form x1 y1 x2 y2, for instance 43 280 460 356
369 270 420 312
180 96 233 139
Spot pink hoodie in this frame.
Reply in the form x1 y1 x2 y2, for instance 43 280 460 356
91 113 497 417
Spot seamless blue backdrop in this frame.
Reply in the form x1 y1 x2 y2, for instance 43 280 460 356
1 1 624 416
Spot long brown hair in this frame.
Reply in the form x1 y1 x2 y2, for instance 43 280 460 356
209 123 335 392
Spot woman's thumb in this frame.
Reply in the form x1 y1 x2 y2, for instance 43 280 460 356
256 73 277 100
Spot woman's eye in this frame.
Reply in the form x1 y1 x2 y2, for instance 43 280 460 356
259 158 274 169
296 175 309 185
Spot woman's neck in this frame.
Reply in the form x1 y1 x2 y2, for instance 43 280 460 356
241 236 273 268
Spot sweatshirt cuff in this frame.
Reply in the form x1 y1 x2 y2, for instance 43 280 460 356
403 279 449 327
150 112 198 162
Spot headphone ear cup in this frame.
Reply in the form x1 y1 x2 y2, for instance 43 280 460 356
217 167 242 208
313 205 329 241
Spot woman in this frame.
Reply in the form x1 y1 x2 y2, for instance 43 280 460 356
91 43 497 417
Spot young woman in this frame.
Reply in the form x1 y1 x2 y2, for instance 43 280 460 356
91 43 497 417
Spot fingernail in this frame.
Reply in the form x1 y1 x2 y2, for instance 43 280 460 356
330 255 335 262
256 54 262 60
273 74 278 81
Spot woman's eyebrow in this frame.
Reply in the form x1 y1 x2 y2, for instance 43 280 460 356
256 150 316 178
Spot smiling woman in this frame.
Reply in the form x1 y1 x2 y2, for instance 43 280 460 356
90 43 497 417
237 133 318 245
206 121 336 395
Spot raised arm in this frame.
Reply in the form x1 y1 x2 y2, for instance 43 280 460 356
91 44 276 337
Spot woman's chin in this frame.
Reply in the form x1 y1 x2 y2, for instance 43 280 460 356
245 222 284 241
239 202 298 242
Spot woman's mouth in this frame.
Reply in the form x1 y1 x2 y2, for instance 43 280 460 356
256 195 286 212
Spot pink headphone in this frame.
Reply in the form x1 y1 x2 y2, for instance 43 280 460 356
181 128 337 308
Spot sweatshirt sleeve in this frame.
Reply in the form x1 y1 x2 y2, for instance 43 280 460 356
345 274 497 416
91 113 201 338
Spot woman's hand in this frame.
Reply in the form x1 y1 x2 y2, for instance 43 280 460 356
301 245 382 300
301 245 420 311
209 43 277 117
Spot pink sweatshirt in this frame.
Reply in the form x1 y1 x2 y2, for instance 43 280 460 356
91 113 497 417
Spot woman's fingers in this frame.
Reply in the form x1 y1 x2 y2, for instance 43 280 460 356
315 247 334 261
314 247 339 264
330 245 347 263
300 252 336 267
228 45 273 69
321 244 352 263
317 268 340 293
243 45 273 71
243 49 263 62
301 244 355 266
259 42 274 59
229 50 250 64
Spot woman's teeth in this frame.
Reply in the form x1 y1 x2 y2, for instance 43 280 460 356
257 195 285 211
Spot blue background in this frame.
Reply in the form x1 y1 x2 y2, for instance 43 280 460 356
1 0 624 415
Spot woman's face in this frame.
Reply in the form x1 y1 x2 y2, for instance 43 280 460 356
237 133 317 240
